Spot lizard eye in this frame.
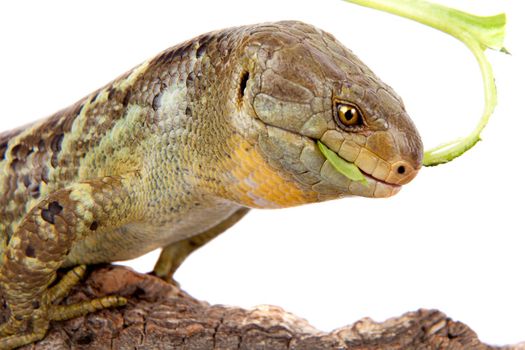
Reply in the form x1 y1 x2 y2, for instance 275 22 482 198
336 103 364 129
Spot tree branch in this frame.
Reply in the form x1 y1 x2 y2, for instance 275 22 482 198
22 265 523 349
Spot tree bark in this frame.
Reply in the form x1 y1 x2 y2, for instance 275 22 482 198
20 265 523 350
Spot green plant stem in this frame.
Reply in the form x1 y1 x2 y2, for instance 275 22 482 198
317 141 367 185
342 0 506 166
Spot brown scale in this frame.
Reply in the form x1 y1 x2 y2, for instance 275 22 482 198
0 104 80 239
0 30 223 244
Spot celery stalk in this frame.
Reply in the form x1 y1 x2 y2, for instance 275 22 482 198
317 141 368 185
342 0 506 166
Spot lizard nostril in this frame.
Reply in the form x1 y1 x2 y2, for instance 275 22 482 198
386 161 419 185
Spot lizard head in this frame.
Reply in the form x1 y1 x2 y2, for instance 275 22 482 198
225 21 423 206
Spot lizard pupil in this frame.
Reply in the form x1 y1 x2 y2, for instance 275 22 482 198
344 109 356 122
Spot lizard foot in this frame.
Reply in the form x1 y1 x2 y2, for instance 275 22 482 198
147 270 181 288
0 265 126 350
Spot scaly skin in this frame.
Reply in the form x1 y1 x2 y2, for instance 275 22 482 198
0 21 422 348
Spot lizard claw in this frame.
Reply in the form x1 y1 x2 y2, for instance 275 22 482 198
0 265 126 350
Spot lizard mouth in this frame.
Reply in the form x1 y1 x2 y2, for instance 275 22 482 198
317 140 401 195
258 122 407 198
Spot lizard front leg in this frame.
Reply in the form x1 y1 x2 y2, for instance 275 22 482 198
154 207 250 281
0 174 140 350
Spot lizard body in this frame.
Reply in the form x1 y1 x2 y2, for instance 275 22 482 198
0 21 422 348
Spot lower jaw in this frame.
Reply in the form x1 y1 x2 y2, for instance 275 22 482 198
343 173 401 198
364 173 402 198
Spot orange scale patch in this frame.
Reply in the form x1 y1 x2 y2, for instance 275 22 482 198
227 138 316 208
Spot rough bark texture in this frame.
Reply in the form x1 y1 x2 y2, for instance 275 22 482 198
18 265 523 350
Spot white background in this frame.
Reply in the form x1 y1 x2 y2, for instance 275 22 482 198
0 0 523 346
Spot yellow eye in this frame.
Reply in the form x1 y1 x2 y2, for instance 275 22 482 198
337 104 363 126
337 104 363 127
